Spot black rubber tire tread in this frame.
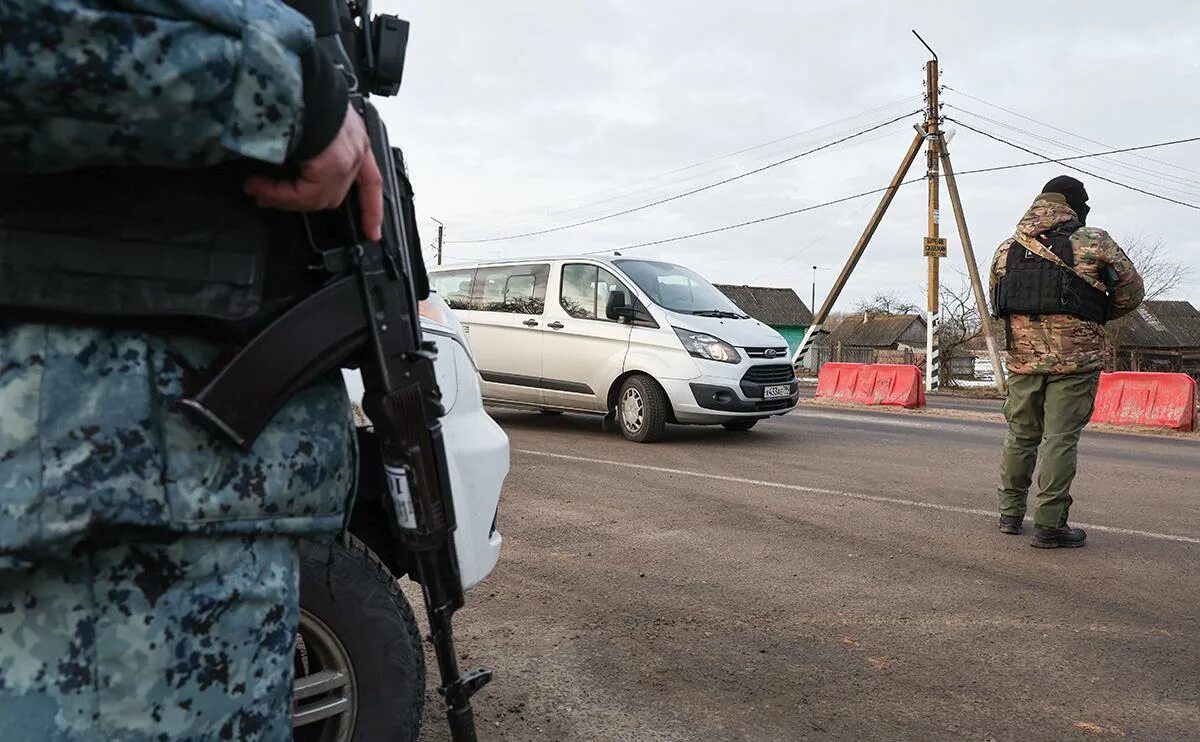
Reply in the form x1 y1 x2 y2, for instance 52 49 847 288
298 534 425 742
620 374 668 443
722 418 760 432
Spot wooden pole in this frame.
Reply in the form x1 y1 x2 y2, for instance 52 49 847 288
938 138 1008 394
923 58 942 392
791 131 925 367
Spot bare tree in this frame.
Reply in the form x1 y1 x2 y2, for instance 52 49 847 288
1120 235 1190 301
852 290 921 316
937 274 984 386
1105 235 1193 369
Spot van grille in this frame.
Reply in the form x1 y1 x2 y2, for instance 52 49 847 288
743 346 789 359
742 364 796 385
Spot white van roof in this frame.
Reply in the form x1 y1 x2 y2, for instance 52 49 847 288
430 253 659 272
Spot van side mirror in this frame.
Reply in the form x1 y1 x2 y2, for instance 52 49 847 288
605 290 634 321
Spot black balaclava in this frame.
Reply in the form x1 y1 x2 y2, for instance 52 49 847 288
1041 175 1090 224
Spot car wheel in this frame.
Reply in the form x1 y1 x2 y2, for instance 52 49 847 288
294 535 424 742
721 418 759 432
617 375 667 443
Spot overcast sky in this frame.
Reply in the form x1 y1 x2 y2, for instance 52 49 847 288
374 0 1200 313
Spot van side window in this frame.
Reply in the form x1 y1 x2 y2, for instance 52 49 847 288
429 269 475 310
473 264 550 314
561 264 628 321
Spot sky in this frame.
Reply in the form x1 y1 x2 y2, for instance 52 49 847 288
373 0 1200 315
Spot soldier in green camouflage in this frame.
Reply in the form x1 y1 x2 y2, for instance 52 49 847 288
989 176 1144 548
0 1 383 738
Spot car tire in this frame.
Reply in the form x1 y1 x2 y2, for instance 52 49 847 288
294 535 425 742
721 418 759 432
617 375 668 443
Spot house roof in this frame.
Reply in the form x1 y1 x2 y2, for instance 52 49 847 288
714 284 813 326
817 313 926 348
1120 300 1200 349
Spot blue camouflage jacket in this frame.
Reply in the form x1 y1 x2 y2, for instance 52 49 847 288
1 0 315 170
0 0 357 565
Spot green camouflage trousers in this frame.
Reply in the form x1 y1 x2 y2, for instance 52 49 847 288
998 371 1101 528
0 533 299 741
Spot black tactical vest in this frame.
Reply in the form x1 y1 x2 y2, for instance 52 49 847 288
0 165 320 339
994 220 1110 324
0 0 351 341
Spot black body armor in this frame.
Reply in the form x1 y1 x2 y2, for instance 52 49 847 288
993 220 1110 324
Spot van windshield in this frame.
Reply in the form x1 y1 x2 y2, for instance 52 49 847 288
614 259 747 317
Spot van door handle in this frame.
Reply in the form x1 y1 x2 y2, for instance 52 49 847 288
547 321 564 330
522 318 539 327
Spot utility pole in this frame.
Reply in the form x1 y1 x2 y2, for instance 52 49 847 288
792 31 1006 395
431 217 445 266
917 31 944 393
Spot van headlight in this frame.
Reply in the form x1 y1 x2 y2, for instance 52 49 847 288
673 327 741 363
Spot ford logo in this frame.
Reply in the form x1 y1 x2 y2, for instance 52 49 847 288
764 348 778 358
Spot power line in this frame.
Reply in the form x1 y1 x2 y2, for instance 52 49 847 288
747 197 876 283
459 119 913 237
447 109 922 244
949 105 1200 193
948 133 1200 177
585 131 1200 256
585 176 927 254
944 86 1200 178
447 132 1200 262
945 118 1200 210
450 95 923 227
947 105 1200 195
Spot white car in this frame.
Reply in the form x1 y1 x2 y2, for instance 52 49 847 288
430 255 799 442
293 293 509 741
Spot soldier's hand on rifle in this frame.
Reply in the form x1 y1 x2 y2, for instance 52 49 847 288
244 103 384 241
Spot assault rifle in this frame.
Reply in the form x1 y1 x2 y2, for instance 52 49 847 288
179 3 490 740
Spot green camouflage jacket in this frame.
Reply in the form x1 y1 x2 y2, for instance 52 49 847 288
989 194 1144 375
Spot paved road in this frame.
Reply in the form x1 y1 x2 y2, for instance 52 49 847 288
417 404 1199 741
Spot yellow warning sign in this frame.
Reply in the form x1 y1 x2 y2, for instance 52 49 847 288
923 236 947 258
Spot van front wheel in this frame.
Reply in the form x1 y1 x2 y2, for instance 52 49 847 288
617 375 667 443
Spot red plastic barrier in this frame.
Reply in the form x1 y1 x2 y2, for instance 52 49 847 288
814 362 865 402
815 363 925 409
1090 372 1197 432
854 364 926 408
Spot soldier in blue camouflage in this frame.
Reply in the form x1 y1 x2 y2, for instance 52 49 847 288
0 1 383 738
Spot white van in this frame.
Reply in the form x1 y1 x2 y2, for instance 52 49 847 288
429 255 799 442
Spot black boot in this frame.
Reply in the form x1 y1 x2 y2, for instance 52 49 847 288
998 515 1023 535
1030 524 1087 548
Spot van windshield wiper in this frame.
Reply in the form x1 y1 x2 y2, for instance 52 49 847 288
690 310 748 319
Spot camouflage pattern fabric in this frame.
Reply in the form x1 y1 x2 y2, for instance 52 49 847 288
989 194 1145 375
0 324 355 735
0 533 300 741
0 324 357 567
0 1 356 736
0 0 316 172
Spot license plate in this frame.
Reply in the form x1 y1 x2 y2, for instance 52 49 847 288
763 384 791 399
